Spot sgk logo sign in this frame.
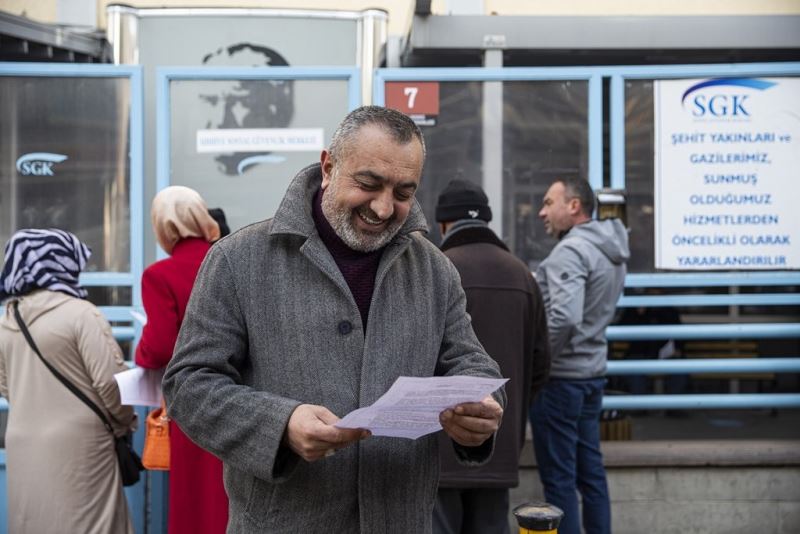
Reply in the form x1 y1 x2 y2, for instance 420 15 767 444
681 78 776 119
16 153 68 176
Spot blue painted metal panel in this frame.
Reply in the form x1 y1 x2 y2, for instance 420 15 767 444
609 74 626 190
588 74 603 191
130 67 145 312
604 393 800 410
607 323 800 341
375 66 600 83
617 293 800 307
0 62 141 77
111 326 136 340
376 63 800 84
602 61 800 79
347 72 361 111
98 306 139 322
156 66 172 200
78 273 136 286
156 65 360 80
607 358 800 375
625 272 800 287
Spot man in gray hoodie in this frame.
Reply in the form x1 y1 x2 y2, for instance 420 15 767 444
530 177 630 534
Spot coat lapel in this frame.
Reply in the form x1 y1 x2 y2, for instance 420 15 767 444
299 234 354 306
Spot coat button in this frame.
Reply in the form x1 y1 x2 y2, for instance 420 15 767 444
338 320 353 335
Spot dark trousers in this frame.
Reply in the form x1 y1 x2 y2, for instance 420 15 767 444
530 378 611 534
432 487 511 534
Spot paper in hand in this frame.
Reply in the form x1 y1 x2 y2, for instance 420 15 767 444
114 367 164 407
335 375 507 439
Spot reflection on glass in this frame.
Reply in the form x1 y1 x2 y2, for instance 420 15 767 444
625 80 656 273
0 77 131 272
170 78 349 232
84 286 132 307
416 81 483 244
503 81 589 269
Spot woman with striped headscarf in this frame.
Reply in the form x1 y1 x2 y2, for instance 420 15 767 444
136 186 228 534
0 228 137 534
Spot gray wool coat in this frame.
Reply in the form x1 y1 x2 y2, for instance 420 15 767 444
163 163 505 534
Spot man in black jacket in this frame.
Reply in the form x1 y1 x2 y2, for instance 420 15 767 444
433 179 551 534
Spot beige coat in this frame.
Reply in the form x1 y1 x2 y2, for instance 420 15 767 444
0 290 136 534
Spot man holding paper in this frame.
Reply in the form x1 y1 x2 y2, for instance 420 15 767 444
163 106 505 534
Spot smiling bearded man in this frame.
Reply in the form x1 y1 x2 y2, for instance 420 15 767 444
163 106 505 534
320 121 422 252
320 161 405 252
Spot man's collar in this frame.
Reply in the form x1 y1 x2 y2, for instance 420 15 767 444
557 218 592 240
440 225 508 252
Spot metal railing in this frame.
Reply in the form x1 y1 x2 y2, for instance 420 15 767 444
605 358 800 409
605 285 799 410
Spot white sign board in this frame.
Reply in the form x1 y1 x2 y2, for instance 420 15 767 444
196 128 324 153
654 77 800 270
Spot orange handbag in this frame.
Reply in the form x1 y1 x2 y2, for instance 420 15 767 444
142 400 170 470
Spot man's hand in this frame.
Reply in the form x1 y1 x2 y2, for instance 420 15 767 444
439 395 503 447
283 404 370 462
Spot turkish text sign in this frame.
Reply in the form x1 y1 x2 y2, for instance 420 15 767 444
654 77 800 270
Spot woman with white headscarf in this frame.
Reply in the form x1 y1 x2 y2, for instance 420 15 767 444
0 228 137 534
136 186 228 533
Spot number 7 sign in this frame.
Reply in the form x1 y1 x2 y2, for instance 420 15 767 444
385 82 440 116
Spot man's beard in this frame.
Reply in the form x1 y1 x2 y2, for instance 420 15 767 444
321 173 404 252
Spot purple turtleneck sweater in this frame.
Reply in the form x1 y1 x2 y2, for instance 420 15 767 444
312 188 384 330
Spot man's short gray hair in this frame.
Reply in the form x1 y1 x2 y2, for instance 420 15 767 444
558 176 596 217
329 106 426 162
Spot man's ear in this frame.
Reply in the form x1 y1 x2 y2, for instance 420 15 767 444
568 197 582 216
320 150 334 189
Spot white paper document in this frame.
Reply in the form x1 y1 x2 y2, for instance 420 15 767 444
335 375 507 439
114 367 165 407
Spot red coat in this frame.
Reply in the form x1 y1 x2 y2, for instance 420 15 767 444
136 237 228 534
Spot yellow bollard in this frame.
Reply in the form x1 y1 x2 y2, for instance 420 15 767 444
513 502 564 534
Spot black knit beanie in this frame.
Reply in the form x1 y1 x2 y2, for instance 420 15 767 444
435 179 492 222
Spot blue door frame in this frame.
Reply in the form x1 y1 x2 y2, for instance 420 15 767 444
154 66 361 258
1 60 799 534
374 63 800 410
0 61 145 534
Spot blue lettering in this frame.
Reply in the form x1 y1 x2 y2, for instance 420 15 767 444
692 95 707 117
20 161 54 176
708 95 728 117
732 95 749 116
691 94 750 117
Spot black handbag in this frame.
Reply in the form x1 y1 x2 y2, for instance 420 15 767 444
13 301 144 486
